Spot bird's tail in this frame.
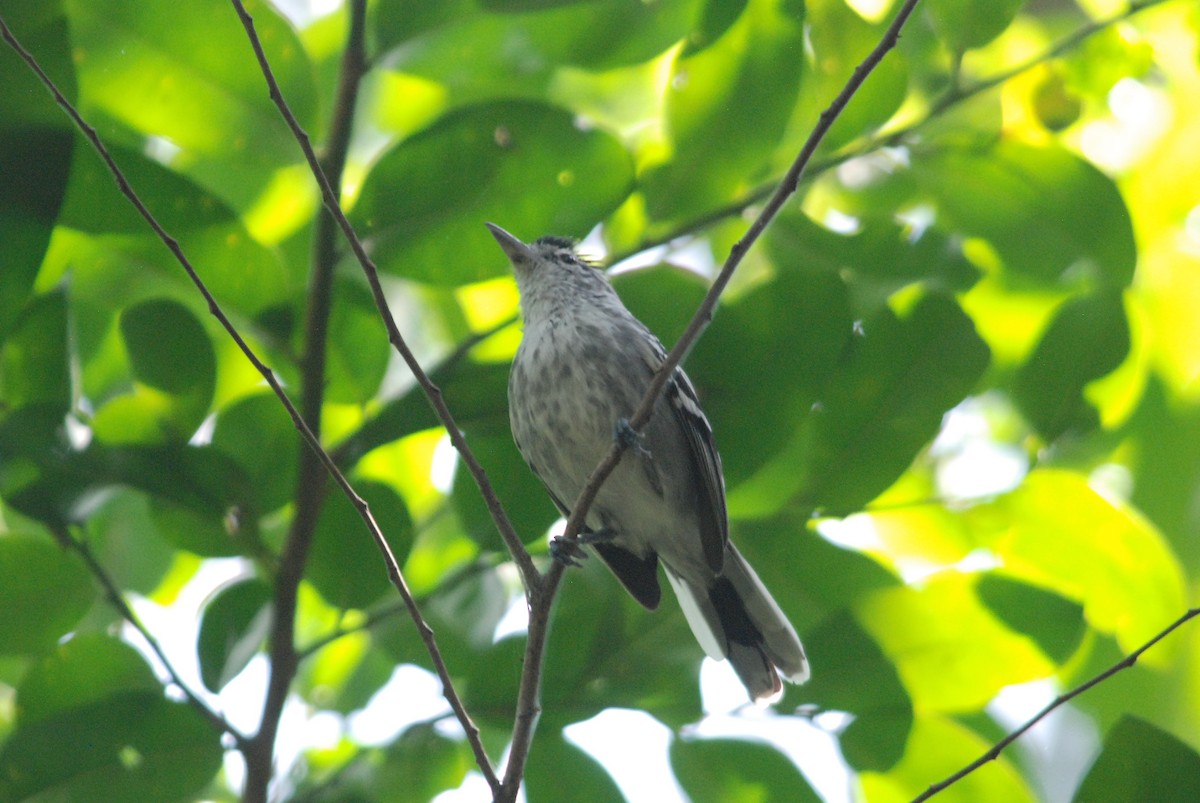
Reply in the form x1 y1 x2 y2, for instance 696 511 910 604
665 544 809 702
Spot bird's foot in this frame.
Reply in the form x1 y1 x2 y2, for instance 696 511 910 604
549 536 586 566
549 528 616 567
615 418 652 459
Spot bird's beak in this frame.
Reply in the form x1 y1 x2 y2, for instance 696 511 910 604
486 222 535 265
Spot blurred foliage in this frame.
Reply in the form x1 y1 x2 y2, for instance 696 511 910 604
1 0 1199 800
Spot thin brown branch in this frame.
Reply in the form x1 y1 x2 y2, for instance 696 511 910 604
498 1 925 800
50 525 249 747
0 9 499 799
241 0 369 798
228 0 538 598
228 2 504 793
911 607 1200 802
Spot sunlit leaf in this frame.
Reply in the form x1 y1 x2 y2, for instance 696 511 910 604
860 714 1034 803
65 0 317 210
642 0 805 220
909 140 1136 287
924 0 1024 52
857 572 1054 712
970 469 1187 661
353 101 633 285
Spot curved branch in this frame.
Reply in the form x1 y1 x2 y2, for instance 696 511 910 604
498 1 925 799
228 0 538 597
911 607 1200 802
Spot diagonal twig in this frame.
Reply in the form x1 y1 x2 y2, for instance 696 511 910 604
617 0 1177 262
499 1 925 799
228 0 538 598
911 607 1200 802
0 10 500 798
50 524 249 746
242 0 369 798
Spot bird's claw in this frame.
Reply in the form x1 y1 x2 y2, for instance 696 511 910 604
549 528 616 567
550 535 587 566
615 418 652 459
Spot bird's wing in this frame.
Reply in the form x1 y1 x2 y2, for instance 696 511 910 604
637 329 729 574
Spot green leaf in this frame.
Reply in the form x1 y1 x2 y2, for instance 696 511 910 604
764 210 982 312
210 392 300 514
976 574 1086 665
451 430 561 552
0 1 75 340
353 101 634 285
55 143 292 315
0 690 222 802
1073 716 1200 803
308 481 414 610
910 140 1136 287
524 728 624 803
702 269 854 485
1128 377 1200 568
860 714 1034 802
730 292 990 517
376 723 471 802
335 360 513 469
642 0 805 220
0 534 94 655
325 282 391 405
671 736 821 803
196 577 272 693
91 298 216 444
377 0 700 75
795 0 909 153
1012 291 1130 440
924 0 1024 52
611 263 710 352
857 572 1054 712
65 0 317 210
736 514 900 633
0 289 71 415
617 264 853 485
974 469 1187 660
540 558 701 728
14 634 159 727
798 611 912 772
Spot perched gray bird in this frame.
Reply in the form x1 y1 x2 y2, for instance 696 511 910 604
487 223 809 701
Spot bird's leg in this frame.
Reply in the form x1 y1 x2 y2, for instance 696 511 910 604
549 527 616 567
615 418 652 459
